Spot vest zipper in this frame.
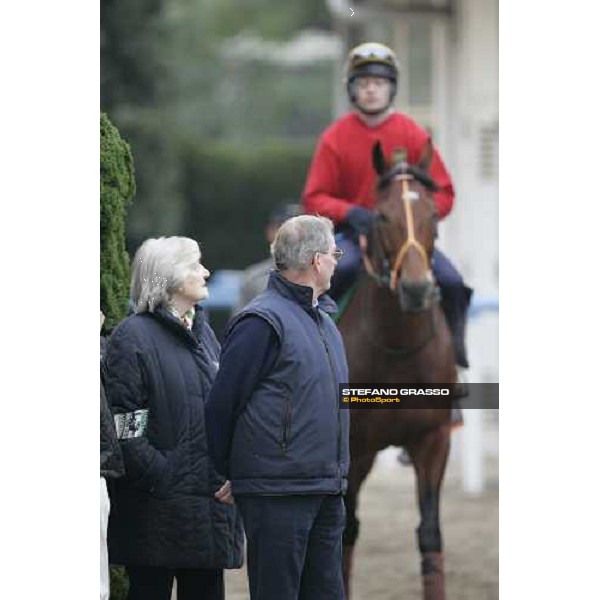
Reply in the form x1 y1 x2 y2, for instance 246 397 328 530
316 311 343 493
281 393 292 453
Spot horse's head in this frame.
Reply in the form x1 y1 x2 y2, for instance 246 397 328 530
362 140 439 312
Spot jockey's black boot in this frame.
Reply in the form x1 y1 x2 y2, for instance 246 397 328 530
440 283 473 369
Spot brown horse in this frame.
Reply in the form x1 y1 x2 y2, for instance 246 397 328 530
337 140 457 600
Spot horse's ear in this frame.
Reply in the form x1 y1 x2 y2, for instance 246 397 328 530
418 138 434 173
372 141 387 176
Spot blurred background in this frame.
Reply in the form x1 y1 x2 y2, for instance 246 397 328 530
102 1 498 597
101 0 498 354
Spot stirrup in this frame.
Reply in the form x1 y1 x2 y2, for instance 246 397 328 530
398 448 412 466
454 367 469 400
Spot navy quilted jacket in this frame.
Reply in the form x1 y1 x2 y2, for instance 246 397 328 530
105 305 244 569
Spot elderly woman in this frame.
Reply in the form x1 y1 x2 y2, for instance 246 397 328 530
105 236 243 600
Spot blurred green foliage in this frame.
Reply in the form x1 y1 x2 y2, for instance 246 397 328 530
100 113 136 332
101 0 168 110
212 0 331 40
101 0 334 270
178 140 315 269
109 565 128 600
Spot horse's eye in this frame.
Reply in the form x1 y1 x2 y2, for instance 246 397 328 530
376 213 389 224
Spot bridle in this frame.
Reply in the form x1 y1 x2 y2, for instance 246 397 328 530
360 165 434 291
356 163 439 356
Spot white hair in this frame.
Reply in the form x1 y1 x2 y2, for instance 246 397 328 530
131 236 200 313
271 215 334 271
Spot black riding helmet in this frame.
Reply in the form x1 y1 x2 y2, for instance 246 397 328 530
345 42 400 113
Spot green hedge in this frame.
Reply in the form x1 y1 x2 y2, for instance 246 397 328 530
109 566 128 600
178 140 315 270
100 113 136 331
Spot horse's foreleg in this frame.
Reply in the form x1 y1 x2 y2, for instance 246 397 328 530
343 451 377 599
411 426 451 600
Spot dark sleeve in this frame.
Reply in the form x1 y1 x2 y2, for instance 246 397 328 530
105 323 169 492
205 315 280 477
100 381 125 479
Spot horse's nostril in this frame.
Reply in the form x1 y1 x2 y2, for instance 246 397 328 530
398 279 435 311
400 280 431 295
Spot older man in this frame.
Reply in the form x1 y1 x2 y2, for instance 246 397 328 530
205 215 350 600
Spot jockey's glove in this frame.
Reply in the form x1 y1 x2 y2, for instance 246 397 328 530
346 206 375 238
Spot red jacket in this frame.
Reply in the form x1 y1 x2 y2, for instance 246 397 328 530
303 112 455 223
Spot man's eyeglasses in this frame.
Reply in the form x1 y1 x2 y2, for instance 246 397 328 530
316 248 344 261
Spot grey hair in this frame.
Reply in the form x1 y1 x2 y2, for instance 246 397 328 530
271 215 334 271
131 236 200 313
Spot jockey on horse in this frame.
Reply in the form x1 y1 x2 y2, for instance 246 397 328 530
302 42 472 372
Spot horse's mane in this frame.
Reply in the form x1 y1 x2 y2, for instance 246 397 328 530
377 164 439 193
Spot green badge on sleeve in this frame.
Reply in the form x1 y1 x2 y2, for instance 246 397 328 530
114 409 148 439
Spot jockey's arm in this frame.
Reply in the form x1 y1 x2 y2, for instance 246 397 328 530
429 144 455 220
413 125 455 219
303 138 354 224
